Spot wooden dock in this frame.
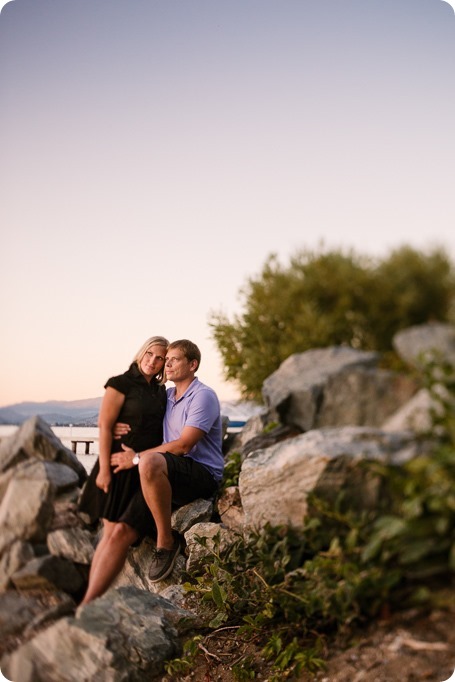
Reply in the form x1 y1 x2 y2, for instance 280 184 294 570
70 439 95 455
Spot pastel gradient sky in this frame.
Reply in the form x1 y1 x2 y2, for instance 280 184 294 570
1 0 454 406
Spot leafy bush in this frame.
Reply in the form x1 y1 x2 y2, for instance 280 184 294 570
210 245 455 400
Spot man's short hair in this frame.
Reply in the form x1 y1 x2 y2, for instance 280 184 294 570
168 339 201 370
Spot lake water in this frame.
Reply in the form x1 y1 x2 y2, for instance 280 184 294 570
0 424 99 473
0 421 245 475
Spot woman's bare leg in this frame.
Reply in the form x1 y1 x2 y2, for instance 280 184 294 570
88 519 116 579
81 522 139 604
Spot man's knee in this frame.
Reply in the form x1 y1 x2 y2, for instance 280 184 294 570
138 451 167 481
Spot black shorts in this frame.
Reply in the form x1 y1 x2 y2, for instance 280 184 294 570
119 452 219 539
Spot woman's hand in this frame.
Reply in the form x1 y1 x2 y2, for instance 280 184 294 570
96 469 112 494
111 444 136 473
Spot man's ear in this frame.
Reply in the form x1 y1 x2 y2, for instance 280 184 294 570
190 359 199 372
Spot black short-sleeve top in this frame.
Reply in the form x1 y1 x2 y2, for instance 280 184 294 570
105 363 167 454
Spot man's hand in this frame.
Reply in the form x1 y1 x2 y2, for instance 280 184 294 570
112 422 131 439
110 444 136 473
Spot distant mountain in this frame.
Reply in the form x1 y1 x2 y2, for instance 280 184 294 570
0 398 103 426
0 397 263 427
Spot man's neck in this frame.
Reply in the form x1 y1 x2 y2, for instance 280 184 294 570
173 376 196 399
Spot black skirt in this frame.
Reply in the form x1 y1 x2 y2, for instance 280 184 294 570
78 459 140 524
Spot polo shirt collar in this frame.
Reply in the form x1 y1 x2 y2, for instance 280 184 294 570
169 377 199 404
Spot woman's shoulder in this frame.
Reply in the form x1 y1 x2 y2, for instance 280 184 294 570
104 364 138 393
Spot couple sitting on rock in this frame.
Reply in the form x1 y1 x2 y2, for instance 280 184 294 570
78 336 224 604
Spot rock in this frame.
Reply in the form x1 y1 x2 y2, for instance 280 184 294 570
217 486 244 530
184 522 238 573
225 411 276 456
382 388 435 434
1 586 190 681
10 554 85 595
113 499 214 593
0 416 86 484
51 494 86 531
47 528 95 565
317 367 418 427
171 498 214 534
238 427 425 531
236 423 300 460
262 347 380 430
0 460 79 507
393 322 455 369
0 540 34 591
112 536 187 594
0 478 54 553
0 591 50 646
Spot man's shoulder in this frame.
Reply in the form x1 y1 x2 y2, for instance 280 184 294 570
192 379 219 400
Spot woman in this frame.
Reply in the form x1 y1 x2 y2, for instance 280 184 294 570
78 335 168 603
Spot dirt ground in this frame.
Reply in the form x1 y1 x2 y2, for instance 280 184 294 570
161 586 455 682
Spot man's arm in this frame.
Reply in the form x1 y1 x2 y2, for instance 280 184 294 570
110 425 205 473
152 425 205 456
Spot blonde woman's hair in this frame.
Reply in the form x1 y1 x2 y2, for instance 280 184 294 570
133 335 169 384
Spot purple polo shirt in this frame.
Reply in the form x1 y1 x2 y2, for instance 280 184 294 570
164 378 224 482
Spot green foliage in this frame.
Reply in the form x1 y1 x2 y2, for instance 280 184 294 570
163 635 203 677
221 450 243 490
210 245 455 400
184 441 455 677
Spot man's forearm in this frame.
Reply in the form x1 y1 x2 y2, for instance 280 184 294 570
143 439 188 457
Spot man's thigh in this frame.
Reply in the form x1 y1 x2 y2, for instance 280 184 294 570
162 452 218 506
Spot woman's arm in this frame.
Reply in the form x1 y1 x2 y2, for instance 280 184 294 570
96 387 126 493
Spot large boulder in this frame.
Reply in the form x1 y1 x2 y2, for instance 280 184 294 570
238 426 426 531
0 416 87 485
262 347 417 432
393 323 455 369
1 586 195 681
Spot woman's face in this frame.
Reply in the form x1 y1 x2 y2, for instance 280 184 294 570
140 344 167 379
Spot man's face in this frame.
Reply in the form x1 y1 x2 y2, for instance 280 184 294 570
165 349 195 383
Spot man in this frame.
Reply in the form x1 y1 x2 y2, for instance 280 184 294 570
82 339 223 601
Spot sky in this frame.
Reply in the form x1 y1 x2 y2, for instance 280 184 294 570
1 0 454 407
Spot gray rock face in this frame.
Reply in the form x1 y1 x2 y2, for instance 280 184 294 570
393 322 455 368
238 427 424 531
0 416 86 484
11 554 86 595
0 540 34 590
2 587 189 681
261 347 414 431
184 522 238 573
0 478 54 552
47 527 95 565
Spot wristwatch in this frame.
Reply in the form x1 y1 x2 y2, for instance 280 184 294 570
132 452 141 465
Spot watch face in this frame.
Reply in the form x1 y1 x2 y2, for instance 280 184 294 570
133 454 140 465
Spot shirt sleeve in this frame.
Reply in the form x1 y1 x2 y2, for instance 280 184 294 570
104 373 130 395
184 388 219 433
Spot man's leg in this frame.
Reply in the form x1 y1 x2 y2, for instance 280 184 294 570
80 521 139 604
138 452 174 550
